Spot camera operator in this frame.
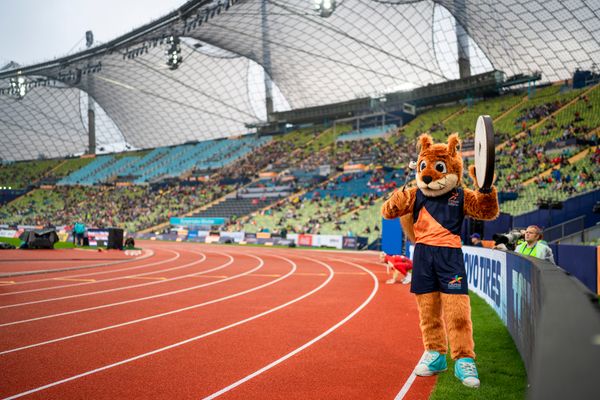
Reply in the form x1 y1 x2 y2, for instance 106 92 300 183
515 225 555 264
492 230 522 251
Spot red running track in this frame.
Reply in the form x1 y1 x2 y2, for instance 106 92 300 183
0 241 436 399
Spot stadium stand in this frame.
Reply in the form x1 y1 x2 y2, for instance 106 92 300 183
2 3 600 399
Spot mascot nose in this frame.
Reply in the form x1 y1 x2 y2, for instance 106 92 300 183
422 175 433 184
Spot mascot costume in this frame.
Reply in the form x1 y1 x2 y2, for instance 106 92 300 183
382 133 499 388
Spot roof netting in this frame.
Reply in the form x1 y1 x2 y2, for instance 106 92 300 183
1 0 598 161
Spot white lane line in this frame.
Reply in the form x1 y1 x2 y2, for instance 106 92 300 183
0 254 239 327
201 258 378 399
52 278 96 283
0 254 294 355
5 249 232 297
0 252 207 309
394 353 428 400
2 255 332 400
0 249 177 296
0 249 155 288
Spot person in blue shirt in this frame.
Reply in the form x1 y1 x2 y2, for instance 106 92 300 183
73 221 86 246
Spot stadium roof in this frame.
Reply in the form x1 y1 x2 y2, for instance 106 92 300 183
1 0 599 161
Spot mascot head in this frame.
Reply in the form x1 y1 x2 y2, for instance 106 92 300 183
416 133 462 197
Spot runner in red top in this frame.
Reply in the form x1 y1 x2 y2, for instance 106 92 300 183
379 252 413 284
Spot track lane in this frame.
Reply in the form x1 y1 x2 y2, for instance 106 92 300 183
1 254 333 398
0 250 206 307
0 247 176 294
0 249 152 277
0 254 298 356
205 257 432 400
0 252 255 334
1 244 434 400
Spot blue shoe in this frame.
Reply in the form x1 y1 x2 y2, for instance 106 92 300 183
454 358 480 388
414 351 447 376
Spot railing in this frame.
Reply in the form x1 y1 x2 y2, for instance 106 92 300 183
543 215 585 243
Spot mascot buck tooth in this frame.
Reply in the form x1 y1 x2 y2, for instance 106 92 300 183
382 133 499 388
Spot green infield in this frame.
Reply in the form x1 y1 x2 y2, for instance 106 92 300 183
429 292 527 399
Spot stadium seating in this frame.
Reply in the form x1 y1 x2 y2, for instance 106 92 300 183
2 81 599 244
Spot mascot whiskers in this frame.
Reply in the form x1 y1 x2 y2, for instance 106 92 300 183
382 133 499 388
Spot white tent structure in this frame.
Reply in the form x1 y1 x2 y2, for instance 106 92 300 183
1 0 598 161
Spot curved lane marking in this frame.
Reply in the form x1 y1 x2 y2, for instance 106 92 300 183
2 254 333 400
201 257 378 399
0 248 179 296
0 252 209 309
0 249 155 280
0 254 295 355
0 252 263 327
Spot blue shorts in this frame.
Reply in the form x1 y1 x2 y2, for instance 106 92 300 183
410 243 468 295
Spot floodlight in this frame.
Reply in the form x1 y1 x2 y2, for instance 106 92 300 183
165 36 183 70
9 76 27 99
313 0 336 18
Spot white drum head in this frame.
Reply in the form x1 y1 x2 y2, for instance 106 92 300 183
474 115 495 189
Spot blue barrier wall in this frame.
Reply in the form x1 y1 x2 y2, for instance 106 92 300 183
551 244 598 293
513 189 600 229
482 212 513 240
381 218 403 255
461 246 600 400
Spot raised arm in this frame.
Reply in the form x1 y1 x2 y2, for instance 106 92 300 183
463 165 499 221
381 186 417 219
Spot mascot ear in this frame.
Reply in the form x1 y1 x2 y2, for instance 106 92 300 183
418 134 433 152
447 133 460 157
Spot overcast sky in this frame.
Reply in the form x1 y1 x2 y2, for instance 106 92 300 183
0 0 187 68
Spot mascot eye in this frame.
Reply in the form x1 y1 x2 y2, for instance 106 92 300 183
434 161 447 173
419 161 427 171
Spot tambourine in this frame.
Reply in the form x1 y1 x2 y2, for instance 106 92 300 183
474 115 495 189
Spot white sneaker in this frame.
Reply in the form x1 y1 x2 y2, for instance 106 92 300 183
385 278 396 284
414 351 447 376
402 272 412 284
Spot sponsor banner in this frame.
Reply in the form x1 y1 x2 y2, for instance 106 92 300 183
256 232 272 239
258 171 278 178
205 235 220 243
0 229 18 238
342 236 358 249
17 225 38 230
463 246 508 323
221 231 245 243
343 163 367 172
505 252 536 369
286 233 298 243
135 233 155 240
170 217 226 226
188 230 198 239
88 229 109 247
313 234 343 249
157 233 178 241
297 234 313 247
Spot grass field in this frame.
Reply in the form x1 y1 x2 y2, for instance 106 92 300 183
0 237 21 247
430 292 527 399
0 237 109 250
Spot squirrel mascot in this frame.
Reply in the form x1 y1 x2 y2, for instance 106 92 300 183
382 133 499 388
